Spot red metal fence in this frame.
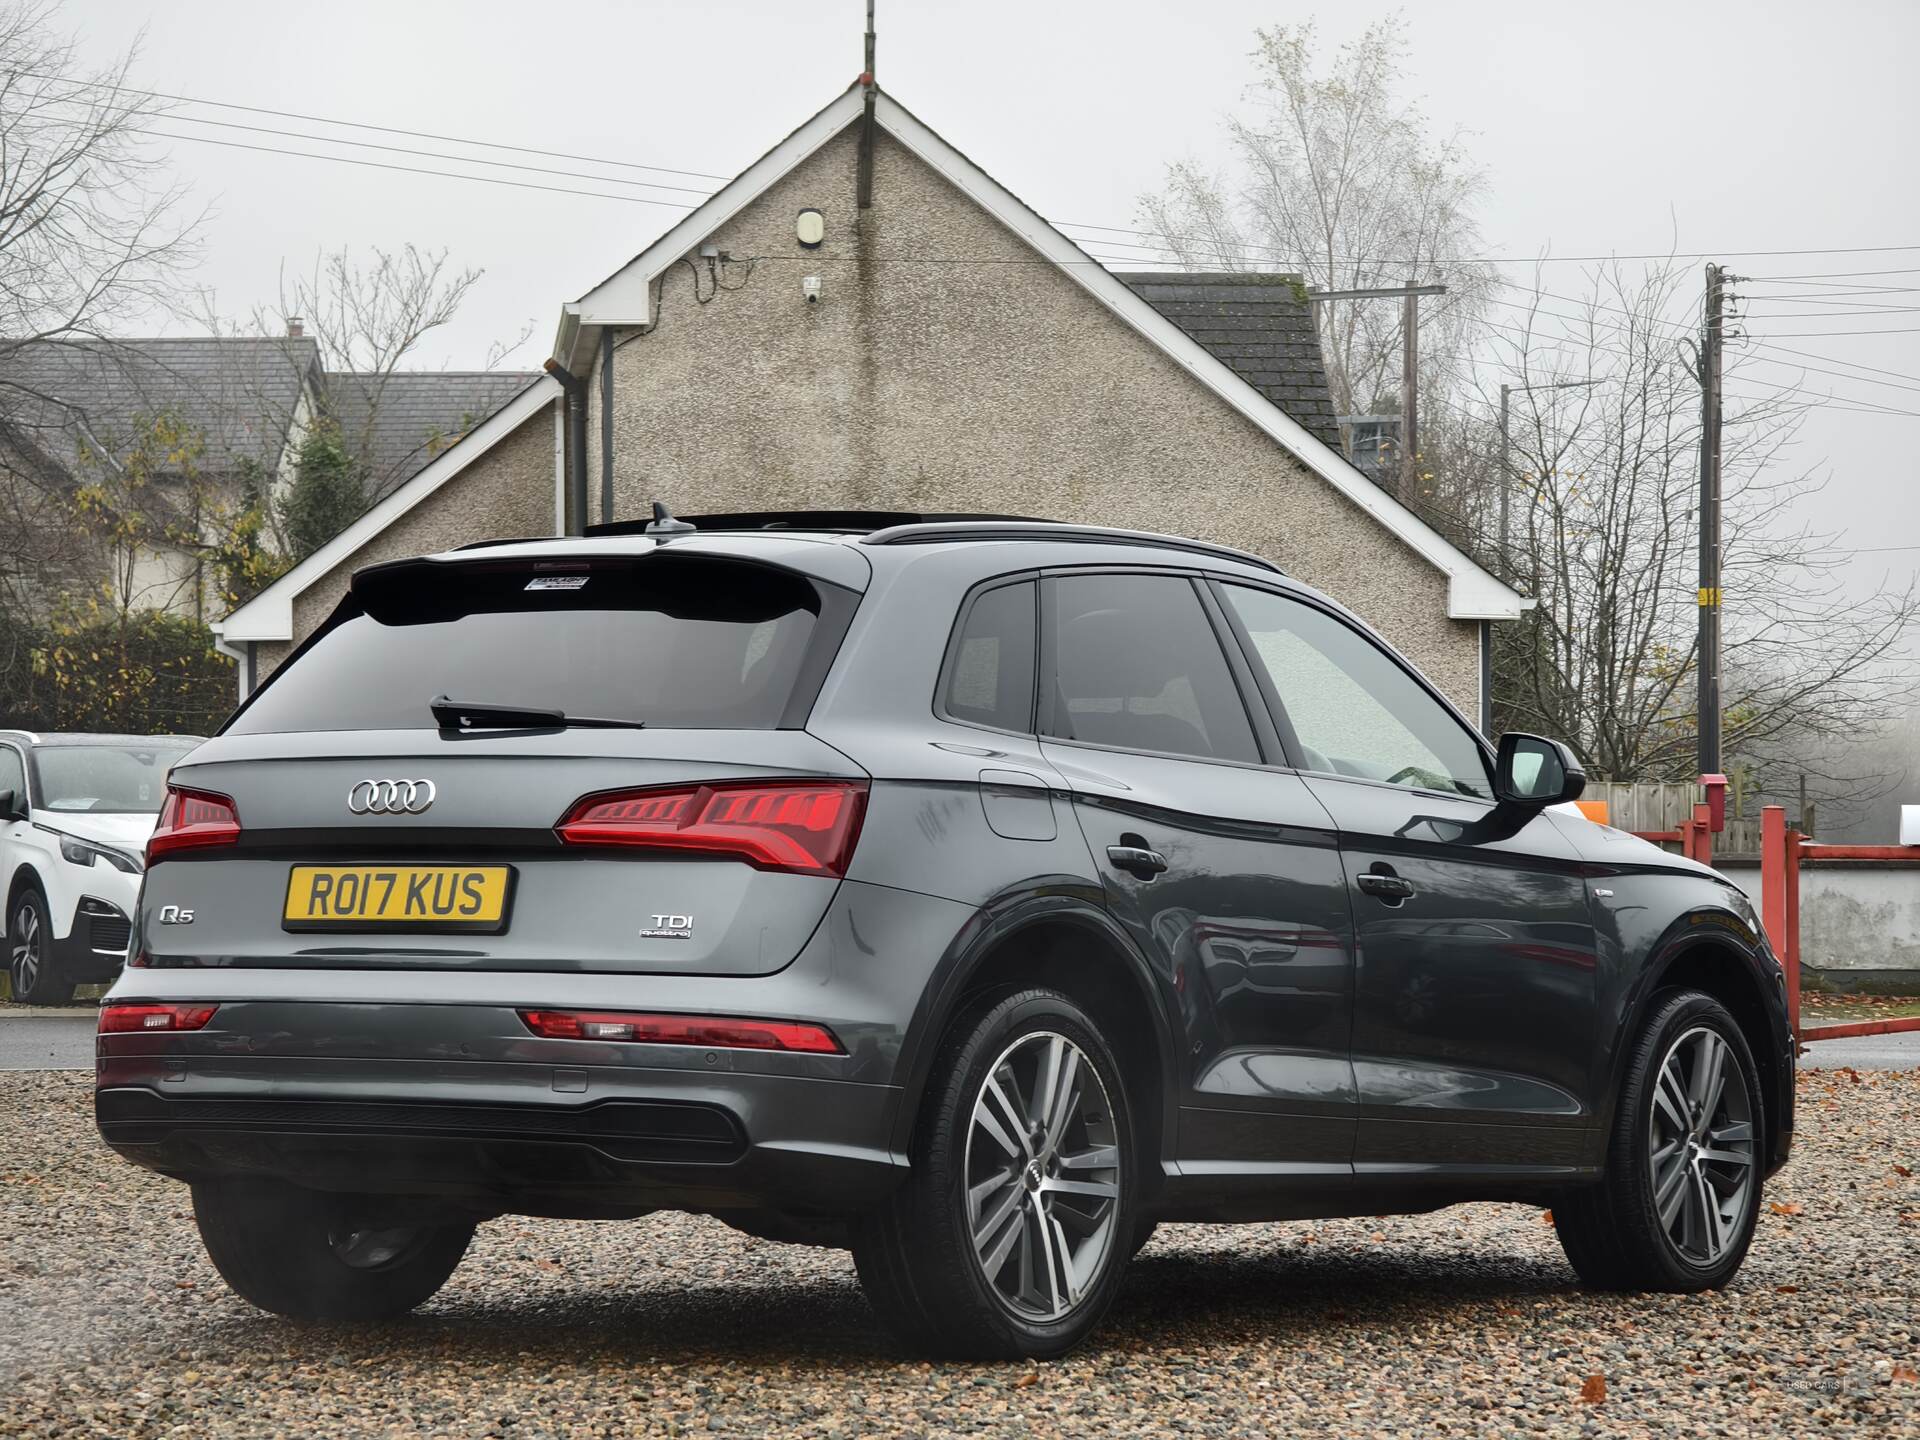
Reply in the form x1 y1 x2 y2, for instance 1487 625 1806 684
1755 805 1920 1046
1628 795 1920 1046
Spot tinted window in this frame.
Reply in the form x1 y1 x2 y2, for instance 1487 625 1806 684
232 557 828 735
27 743 194 814
1045 574 1259 764
0 746 24 803
941 581 1036 731
1221 585 1490 798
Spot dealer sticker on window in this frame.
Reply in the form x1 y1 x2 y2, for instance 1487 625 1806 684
524 575 589 591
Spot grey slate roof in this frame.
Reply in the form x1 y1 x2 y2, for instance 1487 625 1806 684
322 370 541 501
1118 273 1342 450
0 336 320 477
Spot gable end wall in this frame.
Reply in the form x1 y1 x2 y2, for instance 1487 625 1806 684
595 125 1479 709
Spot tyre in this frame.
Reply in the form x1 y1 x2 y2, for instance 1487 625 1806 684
1555 988 1765 1291
193 1179 474 1321
7 888 73 1006
853 988 1136 1359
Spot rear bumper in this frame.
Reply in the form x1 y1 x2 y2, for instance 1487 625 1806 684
96 1012 907 1219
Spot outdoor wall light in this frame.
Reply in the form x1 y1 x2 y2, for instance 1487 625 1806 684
796 208 825 248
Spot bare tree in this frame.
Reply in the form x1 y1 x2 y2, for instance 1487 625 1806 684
1137 17 1494 431
1480 261 1918 789
190 244 526 554
266 246 482 492
0 2 196 360
0 1 199 668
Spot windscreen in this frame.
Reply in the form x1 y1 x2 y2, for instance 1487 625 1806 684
31 743 195 814
228 556 830 735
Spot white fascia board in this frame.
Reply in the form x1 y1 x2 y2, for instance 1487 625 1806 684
220 376 564 643
549 88 868 369
209 621 245 665
871 94 1527 623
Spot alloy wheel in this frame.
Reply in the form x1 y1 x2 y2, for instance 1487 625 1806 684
9 902 40 994
964 1030 1121 1321
1648 1025 1756 1266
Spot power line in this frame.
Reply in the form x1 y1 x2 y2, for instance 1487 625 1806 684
38 63 1920 293
1735 352 1920 398
1723 380 1920 418
148 130 702 209
162 113 718 196
24 66 732 183
1470 311 1920 416
1053 220 1920 267
1748 343 1920 390
1745 326 1920 338
1748 267 1920 279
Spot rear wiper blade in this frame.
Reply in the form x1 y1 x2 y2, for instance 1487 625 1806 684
430 695 645 731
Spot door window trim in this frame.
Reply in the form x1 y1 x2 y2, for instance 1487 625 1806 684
1035 567 1278 770
932 571 1042 738
1206 577 1498 804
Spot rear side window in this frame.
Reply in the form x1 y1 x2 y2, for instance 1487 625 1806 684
231 557 833 735
940 581 1036 732
1042 573 1259 764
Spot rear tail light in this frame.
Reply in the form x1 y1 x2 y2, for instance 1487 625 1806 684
98 1003 218 1033
555 779 867 876
519 1009 843 1054
147 785 241 863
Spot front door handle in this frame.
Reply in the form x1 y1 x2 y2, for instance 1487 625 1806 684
1106 843 1168 880
1356 872 1416 901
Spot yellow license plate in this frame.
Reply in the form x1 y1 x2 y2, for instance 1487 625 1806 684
283 865 514 932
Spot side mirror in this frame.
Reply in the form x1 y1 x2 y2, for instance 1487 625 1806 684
0 789 24 823
1494 733 1585 808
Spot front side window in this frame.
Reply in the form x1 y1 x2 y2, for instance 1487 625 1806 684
941 581 1036 732
0 747 25 805
27 743 195 814
1221 585 1490 799
1044 574 1259 764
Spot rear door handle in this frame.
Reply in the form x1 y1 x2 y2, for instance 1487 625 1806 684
1106 844 1169 880
1356 872 1416 900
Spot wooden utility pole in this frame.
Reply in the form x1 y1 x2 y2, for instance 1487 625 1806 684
1305 283 1444 503
1400 289 1420 502
856 0 877 208
1697 262 1727 777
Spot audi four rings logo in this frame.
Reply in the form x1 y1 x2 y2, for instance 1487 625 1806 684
347 778 436 815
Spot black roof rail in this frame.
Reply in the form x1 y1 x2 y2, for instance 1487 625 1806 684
582 509 1054 538
859 521 1285 576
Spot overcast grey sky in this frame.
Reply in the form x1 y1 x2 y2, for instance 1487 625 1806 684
63 0 1920 588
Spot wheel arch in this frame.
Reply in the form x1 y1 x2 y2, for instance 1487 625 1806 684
887 895 1180 1197
1608 914 1792 1173
6 860 48 915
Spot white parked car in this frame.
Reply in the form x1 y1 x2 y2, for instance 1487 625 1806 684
2 731 202 1004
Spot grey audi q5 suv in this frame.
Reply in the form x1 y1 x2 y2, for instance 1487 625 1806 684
97 511 1792 1358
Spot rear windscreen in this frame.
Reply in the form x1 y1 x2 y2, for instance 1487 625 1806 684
229 556 831 735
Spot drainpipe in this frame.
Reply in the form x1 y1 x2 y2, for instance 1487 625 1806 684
599 329 614 526
543 358 589 534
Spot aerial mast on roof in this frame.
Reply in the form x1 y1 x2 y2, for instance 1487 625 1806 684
857 0 877 208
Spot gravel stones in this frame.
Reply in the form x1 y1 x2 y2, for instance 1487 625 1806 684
1 1066 1914 1437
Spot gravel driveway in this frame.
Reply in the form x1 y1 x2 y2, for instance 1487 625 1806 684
2 1068 1914 1438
